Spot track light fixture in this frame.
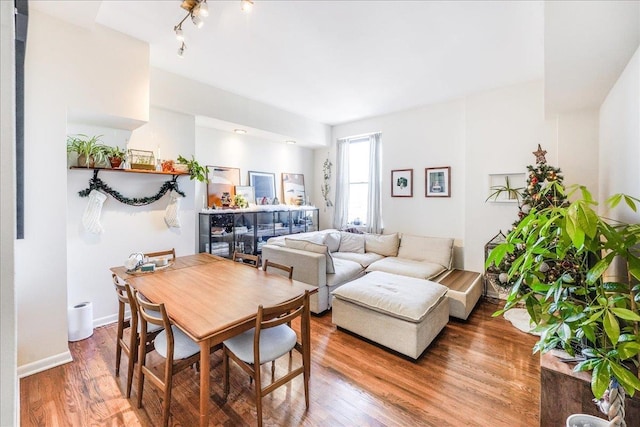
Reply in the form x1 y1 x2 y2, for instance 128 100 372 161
174 0 254 57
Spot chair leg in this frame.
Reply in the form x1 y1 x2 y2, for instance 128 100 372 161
223 348 230 400
271 360 275 380
137 359 144 408
115 341 122 376
162 376 172 427
126 342 137 398
255 377 263 427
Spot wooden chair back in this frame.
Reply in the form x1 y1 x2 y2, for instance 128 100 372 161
232 251 260 268
263 259 294 279
144 248 176 262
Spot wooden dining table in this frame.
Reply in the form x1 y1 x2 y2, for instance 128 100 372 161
110 253 316 427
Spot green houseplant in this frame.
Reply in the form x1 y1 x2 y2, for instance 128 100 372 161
487 184 640 423
102 145 126 169
176 155 209 182
67 134 107 168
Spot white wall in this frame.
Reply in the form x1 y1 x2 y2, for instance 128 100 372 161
331 100 466 244
18 10 149 375
1 0 18 423
600 45 640 224
66 107 197 327
195 126 316 204
328 80 601 283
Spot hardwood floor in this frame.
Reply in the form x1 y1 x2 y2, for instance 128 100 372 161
20 299 540 426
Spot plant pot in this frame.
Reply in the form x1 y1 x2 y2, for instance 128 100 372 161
109 157 123 169
78 154 95 168
566 414 608 427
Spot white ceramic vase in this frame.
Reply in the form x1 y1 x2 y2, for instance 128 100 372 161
566 414 609 427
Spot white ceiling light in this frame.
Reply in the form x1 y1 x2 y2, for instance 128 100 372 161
285 140 296 145
234 129 247 134
241 0 254 13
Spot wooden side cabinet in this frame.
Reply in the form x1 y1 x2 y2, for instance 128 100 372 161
540 353 640 426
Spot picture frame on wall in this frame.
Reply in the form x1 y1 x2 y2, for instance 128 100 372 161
425 166 451 197
234 185 256 205
207 166 240 207
391 169 413 197
248 171 276 203
281 173 306 205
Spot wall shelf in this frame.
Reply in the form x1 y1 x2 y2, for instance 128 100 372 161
69 166 188 177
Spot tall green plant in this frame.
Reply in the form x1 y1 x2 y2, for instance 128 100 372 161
487 184 640 400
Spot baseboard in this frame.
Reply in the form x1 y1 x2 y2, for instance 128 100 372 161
17 350 73 378
94 313 119 329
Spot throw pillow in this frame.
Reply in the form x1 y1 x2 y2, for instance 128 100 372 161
284 238 335 274
365 233 400 257
338 231 365 253
324 232 341 253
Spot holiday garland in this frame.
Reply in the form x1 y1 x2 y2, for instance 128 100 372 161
78 170 185 206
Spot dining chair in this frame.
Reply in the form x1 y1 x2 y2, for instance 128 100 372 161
135 290 202 427
222 291 311 427
112 274 162 398
263 259 294 279
232 251 260 268
144 248 176 264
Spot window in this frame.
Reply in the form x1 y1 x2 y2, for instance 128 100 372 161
347 138 370 225
333 132 382 233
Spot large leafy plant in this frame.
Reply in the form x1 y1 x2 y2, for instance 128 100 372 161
487 184 640 400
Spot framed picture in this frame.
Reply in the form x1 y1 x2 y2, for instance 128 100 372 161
248 171 276 202
281 173 306 205
391 169 413 197
207 166 240 207
425 166 451 197
234 185 256 205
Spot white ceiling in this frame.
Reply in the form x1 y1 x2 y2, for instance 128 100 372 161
30 1 639 126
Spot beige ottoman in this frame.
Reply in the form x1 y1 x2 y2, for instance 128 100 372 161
331 271 449 359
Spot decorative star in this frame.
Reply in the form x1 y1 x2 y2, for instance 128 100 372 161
533 144 547 164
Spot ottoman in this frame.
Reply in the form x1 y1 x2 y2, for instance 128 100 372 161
331 271 449 359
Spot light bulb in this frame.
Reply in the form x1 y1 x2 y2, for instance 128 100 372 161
198 1 209 17
241 0 253 13
175 26 184 41
192 14 204 28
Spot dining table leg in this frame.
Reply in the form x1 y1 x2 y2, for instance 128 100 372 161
199 340 210 427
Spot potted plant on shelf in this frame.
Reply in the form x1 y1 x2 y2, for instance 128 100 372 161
67 134 107 168
102 145 126 169
176 155 209 182
487 184 640 424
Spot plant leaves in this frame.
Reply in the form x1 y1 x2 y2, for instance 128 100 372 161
617 342 640 360
610 307 640 322
591 360 609 399
603 310 620 345
610 361 640 396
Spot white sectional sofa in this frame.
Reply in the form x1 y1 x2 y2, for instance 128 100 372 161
261 229 455 314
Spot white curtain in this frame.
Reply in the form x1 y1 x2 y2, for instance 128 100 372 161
332 138 350 229
366 133 383 233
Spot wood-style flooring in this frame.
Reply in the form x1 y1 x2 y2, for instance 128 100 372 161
20 299 540 426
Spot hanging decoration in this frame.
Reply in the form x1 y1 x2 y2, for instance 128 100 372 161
321 156 333 208
164 190 183 228
78 170 185 206
82 189 107 234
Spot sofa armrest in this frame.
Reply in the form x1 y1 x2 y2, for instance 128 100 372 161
261 244 327 288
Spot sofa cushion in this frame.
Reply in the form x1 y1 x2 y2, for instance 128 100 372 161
397 234 454 269
285 238 335 274
332 251 384 268
339 231 365 253
365 257 445 280
332 271 448 323
365 233 400 257
326 258 365 288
